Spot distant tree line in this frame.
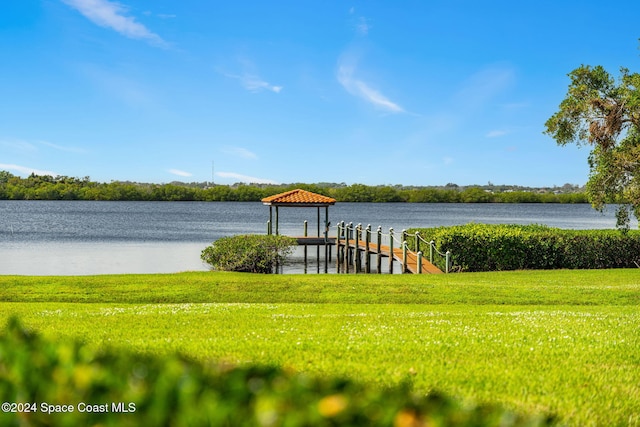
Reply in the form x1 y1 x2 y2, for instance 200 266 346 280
0 171 589 203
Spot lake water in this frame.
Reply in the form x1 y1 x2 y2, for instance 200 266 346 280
0 200 633 275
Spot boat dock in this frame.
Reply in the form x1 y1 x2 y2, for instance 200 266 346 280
294 222 448 274
262 189 450 274
333 222 446 274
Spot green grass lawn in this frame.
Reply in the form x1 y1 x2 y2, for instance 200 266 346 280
1 270 639 426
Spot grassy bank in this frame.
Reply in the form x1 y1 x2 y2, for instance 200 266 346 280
0 269 639 305
1 270 639 426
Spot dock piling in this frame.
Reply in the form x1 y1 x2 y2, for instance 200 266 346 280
389 228 394 274
376 226 382 274
365 224 371 273
402 239 407 274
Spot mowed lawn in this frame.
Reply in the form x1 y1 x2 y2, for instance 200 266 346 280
0 270 639 426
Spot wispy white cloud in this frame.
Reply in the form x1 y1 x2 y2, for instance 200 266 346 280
78 64 155 108
216 171 278 184
500 101 529 110
348 7 372 35
1 138 85 153
221 70 282 93
168 169 193 177
62 0 168 48
453 65 515 109
356 17 371 35
486 129 509 138
222 146 258 160
0 163 59 177
337 55 404 113
241 74 283 93
38 140 86 153
143 10 176 19
0 139 38 153
218 57 282 93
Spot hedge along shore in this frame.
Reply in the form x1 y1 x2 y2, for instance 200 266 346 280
407 224 640 272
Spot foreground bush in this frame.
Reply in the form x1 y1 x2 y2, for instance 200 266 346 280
0 318 556 426
201 234 297 273
408 224 640 272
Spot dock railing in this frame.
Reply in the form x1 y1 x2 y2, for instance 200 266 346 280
413 231 451 274
335 221 451 274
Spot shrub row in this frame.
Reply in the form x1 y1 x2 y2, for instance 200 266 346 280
0 318 557 426
407 224 640 272
201 235 297 273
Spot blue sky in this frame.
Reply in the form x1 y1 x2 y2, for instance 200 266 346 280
1 1 639 186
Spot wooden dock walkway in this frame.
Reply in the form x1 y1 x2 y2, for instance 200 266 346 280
338 238 442 274
292 222 449 274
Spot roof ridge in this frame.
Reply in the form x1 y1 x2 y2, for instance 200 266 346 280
261 188 336 205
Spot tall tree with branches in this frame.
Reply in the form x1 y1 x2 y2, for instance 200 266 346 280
544 64 640 231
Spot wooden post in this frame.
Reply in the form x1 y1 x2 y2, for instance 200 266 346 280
336 221 344 273
346 222 353 271
415 232 420 254
402 241 407 274
323 219 329 274
275 206 279 235
365 224 371 273
303 220 308 274
324 206 330 266
325 206 329 237
429 240 435 264
389 228 394 274
336 222 341 273
355 224 361 272
401 230 407 274
376 225 382 274
417 251 423 274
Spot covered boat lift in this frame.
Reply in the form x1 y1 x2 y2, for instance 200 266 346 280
261 189 336 240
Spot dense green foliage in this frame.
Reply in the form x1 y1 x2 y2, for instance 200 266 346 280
201 235 297 273
544 64 640 230
408 224 640 272
0 171 587 203
0 318 557 427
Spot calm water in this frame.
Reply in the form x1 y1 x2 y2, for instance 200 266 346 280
0 200 632 275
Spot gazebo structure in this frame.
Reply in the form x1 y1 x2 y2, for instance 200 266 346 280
261 189 336 239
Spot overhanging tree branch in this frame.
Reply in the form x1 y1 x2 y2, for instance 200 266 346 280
545 64 640 230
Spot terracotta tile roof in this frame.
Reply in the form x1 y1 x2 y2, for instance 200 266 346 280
262 189 336 206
